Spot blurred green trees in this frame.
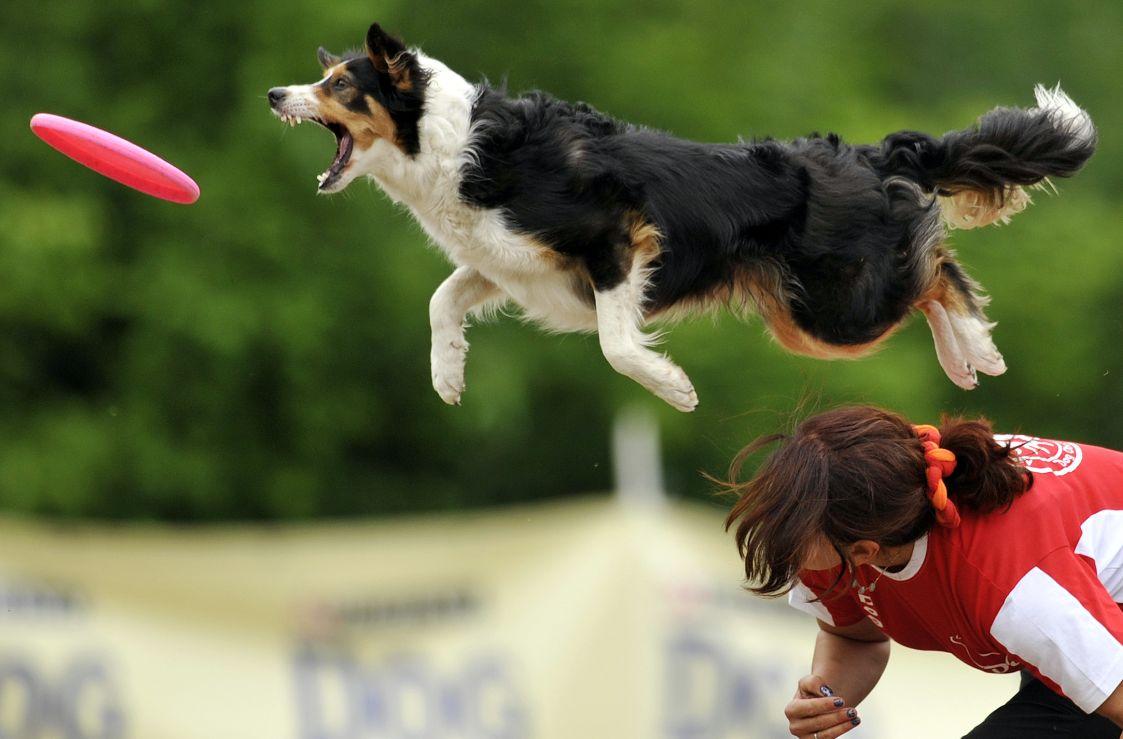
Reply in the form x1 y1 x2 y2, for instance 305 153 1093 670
1 1 1120 519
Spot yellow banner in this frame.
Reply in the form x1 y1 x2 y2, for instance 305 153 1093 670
0 500 1013 738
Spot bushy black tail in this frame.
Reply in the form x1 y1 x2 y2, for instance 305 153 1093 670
874 85 1096 216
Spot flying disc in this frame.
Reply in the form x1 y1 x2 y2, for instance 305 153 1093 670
30 113 199 204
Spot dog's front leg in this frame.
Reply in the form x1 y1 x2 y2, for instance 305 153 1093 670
593 271 698 413
430 266 503 405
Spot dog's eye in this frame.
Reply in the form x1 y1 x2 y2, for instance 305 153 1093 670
333 78 349 91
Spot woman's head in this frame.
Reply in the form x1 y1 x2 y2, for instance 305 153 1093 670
721 405 1032 596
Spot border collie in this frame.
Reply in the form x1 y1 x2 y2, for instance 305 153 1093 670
268 24 1096 412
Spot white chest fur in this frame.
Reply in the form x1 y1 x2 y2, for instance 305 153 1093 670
359 55 598 333
418 203 598 333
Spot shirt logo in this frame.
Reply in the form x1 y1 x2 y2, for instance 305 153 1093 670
995 435 1082 476
949 635 1021 673
855 591 884 628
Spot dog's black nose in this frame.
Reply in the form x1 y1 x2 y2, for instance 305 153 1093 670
267 88 287 106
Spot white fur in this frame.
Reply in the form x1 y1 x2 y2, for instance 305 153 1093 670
1033 83 1096 147
946 309 1006 377
920 301 1007 390
429 266 503 405
594 265 697 412
270 77 359 192
939 186 1032 230
920 301 977 390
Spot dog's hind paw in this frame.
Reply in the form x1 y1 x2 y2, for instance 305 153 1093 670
646 364 699 412
969 349 1007 377
944 360 980 391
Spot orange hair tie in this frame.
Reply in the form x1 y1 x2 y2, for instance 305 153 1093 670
912 424 961 528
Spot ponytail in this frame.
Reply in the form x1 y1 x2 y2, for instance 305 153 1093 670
939 416 1033 514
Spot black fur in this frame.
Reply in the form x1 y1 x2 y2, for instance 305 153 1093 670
460 86 1094 348
327 34 430 156
873 106 1096 202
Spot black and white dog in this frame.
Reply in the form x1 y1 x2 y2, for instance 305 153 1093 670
268 24 1095 411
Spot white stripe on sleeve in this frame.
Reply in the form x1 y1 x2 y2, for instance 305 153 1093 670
788 580 835 626
991 567 1123 712
1075 509 1123 601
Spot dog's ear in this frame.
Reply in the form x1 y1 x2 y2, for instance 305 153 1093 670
366 23 416 89
317 46 342 72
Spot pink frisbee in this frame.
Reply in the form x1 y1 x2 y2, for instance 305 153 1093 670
30 113 199 204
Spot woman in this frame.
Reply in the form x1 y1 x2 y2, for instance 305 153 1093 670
722 406 1123 738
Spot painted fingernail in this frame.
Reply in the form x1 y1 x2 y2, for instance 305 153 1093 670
846 708 857 718
851 717 861 726
834 698 844 707
819 685 834 697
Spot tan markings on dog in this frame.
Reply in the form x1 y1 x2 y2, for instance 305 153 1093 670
747 264 894 360
917 267 987 326
758 298 896 360
646 260 763 325
529 236 578 270
913 242 991 318
627 215 887 359
386 52 414 91
649 261 892 360
628 217 662 263
312 84 399 151
940 186 1032 230
625 215 663 297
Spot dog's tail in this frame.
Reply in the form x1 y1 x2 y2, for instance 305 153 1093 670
874 84 1096 229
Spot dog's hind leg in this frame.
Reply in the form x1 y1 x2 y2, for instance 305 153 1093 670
591 226 698 412
936 260 1007 378
595 280 698 412
920 258 1007 389
429 266 505 405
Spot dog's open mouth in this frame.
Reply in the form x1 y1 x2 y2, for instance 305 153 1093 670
279 114 354 191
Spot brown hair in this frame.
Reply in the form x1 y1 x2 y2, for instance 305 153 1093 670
720 406 1033 597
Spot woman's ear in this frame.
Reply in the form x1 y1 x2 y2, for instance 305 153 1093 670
846 540 882 567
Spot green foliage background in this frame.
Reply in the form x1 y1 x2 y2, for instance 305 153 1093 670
1 1 1120 520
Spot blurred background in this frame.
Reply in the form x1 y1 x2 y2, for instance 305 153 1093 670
0 1 1119 737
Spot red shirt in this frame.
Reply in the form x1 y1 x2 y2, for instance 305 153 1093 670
790 436 1123 712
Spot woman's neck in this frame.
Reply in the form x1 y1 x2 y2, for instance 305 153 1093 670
875 541 916 572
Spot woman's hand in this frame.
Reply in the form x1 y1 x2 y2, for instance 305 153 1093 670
784 674 862 739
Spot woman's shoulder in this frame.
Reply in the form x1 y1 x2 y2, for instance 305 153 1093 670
948 436 1123 580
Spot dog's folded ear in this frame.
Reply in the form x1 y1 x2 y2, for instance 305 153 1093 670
366 23 417 89
317 46 341 72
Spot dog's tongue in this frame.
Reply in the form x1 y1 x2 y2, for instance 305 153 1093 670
318 131 354 190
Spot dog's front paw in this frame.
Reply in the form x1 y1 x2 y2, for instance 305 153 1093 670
647 363 699 412
431 334 468 406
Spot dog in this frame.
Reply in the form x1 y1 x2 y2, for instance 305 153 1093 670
268 24 1096 412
